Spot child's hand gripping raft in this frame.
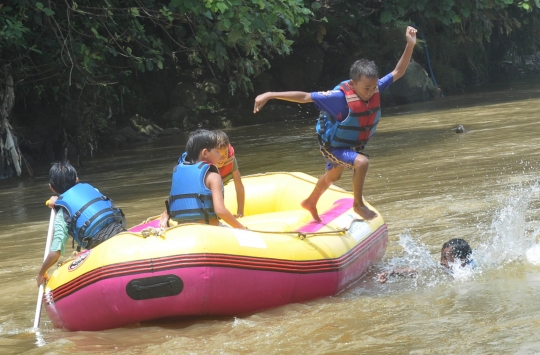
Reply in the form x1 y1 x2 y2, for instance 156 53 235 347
254 26 417 221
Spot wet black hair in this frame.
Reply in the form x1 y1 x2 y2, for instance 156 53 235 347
215 130 230 149
349 59 378 81
442 238 472 261
49 160 78 194
184 129 219 163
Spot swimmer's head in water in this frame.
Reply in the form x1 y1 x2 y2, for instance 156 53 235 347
440 238 472 268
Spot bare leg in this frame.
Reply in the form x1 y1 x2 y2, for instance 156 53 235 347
352 154 377 220
302 166 344 222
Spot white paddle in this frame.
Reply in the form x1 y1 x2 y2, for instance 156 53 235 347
33 206 56 329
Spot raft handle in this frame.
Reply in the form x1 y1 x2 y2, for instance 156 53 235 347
126 275 184 300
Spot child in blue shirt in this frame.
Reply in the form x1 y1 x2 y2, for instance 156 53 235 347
254 26 417 222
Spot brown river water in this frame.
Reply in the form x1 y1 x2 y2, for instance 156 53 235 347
2 78 540 354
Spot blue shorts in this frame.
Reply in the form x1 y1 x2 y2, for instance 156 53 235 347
320 146 367 171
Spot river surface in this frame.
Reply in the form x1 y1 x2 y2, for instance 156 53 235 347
2 78 540 354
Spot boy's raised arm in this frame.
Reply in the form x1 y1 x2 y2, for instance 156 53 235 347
391 26 417 81
254 91 313 113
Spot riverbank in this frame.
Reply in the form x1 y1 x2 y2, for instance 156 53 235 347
4 64 540 181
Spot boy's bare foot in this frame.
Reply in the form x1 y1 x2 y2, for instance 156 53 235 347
301 199 321 222
354 204 377 220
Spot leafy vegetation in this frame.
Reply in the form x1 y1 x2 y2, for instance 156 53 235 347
309 0 540 91
1 0 311 155
0 0 539 164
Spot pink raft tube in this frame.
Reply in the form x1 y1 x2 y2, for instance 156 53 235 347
43 172 388 331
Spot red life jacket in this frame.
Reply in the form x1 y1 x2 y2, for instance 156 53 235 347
219 144 235 183
317 81 381 149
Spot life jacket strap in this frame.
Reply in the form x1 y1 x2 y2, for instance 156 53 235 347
68 196 109 242
169 208 216 219
348 107 380 117
120 209 126 228
317 135 331 149
169 193 214 224
78 207 118 240
169 193 213 203
71 196 107 221
337 124 375 132
197 194 210 224
332 136 369 148
165 199 171 215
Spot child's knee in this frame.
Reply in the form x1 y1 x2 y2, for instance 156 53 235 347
323 167 343 183
353 154 369 170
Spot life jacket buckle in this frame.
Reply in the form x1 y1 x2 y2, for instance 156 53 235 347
318 111 326 135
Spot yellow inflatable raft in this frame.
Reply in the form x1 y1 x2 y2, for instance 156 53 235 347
44 172 388 331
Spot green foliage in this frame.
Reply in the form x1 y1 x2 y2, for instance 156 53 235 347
168 0 311 95
309 0 540 94
0 0 311 152
3 0 539 155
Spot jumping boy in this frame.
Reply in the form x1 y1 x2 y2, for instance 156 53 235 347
160 129 246 229
215 130 245 218
377 238 475 283
36 161 125 286
254 26 417 221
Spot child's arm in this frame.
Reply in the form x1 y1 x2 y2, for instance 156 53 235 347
36 251 61 286
254 91 313 113
377 267 417 283
206 172 246 229
36 208 70 286
159 210 170 228
232 170 245 218
390 26 417 81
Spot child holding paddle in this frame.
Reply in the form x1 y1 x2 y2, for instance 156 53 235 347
36 161 125 286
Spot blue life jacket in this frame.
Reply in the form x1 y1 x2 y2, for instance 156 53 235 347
55 183 124 248
316 81 381 150
168 161 220 224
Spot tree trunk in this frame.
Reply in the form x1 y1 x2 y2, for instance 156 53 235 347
0 65 23 178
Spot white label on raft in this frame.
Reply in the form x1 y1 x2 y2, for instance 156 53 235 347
234 230 267 249
349 221 372 242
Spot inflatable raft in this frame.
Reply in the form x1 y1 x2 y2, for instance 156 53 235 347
44 172 388 331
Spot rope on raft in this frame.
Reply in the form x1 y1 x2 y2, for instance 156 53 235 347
247 218 365 240
140 227 165 238
245 227 350 240
135 218 365 240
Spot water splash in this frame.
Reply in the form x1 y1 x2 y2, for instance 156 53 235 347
526 244 540 265
475 181 540 268
378 230 447 286
448 258 475 281
380 181 540 286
